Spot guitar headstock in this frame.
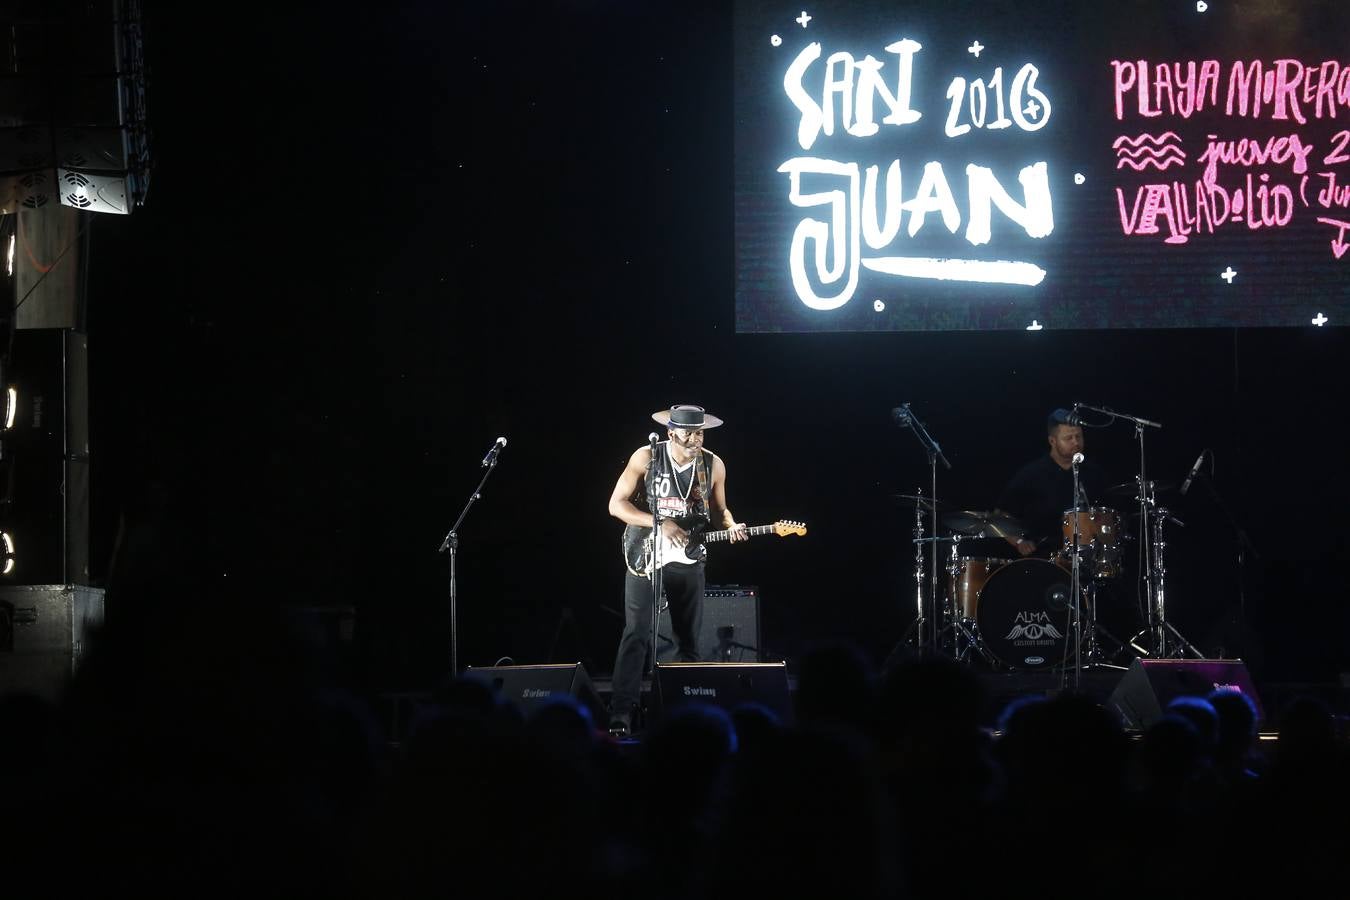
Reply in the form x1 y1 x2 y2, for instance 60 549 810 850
773 520 807 537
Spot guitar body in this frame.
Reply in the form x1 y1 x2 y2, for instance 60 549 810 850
622 514 709 578
621 517 807 579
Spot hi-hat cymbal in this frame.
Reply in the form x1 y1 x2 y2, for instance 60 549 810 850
942 509 1027 539
1106 480 1178 496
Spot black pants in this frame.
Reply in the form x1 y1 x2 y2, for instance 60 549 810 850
610 562 704 717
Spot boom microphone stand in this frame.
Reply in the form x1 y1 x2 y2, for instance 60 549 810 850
893 404 951 654
1073 403 1202 659
1068 452 1084 690
437 436 508 675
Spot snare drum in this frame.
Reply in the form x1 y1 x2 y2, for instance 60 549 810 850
975 559 1076 670
947 557 1015 619
1061 507 1123 579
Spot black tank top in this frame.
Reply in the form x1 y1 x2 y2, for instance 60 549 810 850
631 442 711 522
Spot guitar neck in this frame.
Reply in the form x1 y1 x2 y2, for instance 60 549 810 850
702 524 780 543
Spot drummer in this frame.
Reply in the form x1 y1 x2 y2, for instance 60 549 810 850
995 408 1108 557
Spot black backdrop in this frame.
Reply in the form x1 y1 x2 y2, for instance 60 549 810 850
79 2 1348 690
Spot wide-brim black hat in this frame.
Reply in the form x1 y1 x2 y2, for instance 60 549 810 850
651 404 723 429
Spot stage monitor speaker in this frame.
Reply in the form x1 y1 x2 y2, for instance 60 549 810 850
0 583 105 702
464 663 605 724
1107 658 1263 730
657 584 761 663
653 661 792 725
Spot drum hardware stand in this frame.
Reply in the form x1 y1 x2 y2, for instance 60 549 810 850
893 404 951 655
437 436 508 675
941 534 999 665
898 490 932 653
1072 403 1201 660
1130 504 1205 659
1080 580 1130 670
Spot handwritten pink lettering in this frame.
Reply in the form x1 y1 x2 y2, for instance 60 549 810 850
1197 133 1316 184
1116 59 1350 122
1112 60 1222 120
1112 56 1350 258
1225 59 1350 122
1318 172 1350 209
1117 175 1294 244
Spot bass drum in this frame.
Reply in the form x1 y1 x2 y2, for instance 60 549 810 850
975 559 1075 670
948 557 1015 620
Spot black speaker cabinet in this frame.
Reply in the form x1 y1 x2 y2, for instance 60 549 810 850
0 584 105 701
464 663 605 723
657 584 761 663
653 661 792 724
1107 658 1263 730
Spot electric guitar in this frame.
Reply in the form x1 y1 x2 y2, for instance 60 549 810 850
621 516 807 578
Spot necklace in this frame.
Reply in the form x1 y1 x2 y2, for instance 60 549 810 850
667 443 695 502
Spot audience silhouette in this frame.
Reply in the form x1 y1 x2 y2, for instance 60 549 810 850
3 602 1346 898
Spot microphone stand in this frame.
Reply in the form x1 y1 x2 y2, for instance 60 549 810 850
437 446 505 676
1197 464 1258 628
896 405 951 655
1069 456 1084 690
1075 403 1199 659
647 434 664 692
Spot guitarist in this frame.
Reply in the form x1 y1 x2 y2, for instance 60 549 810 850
606 404 747 737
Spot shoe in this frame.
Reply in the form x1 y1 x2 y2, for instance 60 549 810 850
608 712 632 738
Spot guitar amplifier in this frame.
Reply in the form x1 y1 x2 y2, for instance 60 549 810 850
657 584 761 663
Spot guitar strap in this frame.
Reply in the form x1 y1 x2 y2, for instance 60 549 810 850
695 449 710 519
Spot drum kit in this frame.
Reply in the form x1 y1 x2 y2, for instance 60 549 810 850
901 496 1127 672
894 402 1204 683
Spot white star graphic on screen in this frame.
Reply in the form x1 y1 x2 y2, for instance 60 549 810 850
1196 1 1208 12
873 299 886 312
1024 100 1041 119
796 11 812 28
968 41 984 57
1074 173 1086 185
1026 320 1044 331
1313 312 1328 326
1220 266 1237 283
770 34 782 47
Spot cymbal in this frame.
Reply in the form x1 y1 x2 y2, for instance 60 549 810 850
1106 480 1178 496
942 509 1027 539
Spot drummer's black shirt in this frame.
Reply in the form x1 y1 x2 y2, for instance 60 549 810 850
997 454 1107 553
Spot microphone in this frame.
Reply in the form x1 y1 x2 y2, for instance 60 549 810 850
1180 450 1206 495
891 404 912 426
648 432 661 446
480 436 507 467
1072 452 1085 465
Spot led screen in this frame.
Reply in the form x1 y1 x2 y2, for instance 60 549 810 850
734 0 1350 330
